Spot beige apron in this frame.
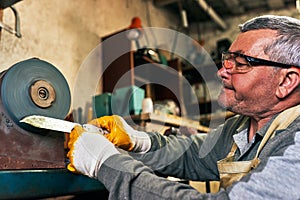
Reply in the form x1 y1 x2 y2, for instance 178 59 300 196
217 105 300 189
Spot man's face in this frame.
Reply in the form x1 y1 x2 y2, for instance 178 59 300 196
217 29 282 117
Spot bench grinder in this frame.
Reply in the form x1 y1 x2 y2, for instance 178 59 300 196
0 58 105 199
0 58 71 169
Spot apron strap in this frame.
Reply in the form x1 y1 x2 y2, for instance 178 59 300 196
227 142 237 157
224 104 300 160
217 105 299 189
255 104 300 158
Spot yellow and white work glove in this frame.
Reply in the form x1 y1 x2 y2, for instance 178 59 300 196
88 115 151 153
67 125 120 178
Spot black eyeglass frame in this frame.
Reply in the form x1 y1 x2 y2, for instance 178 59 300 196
222 51 299 70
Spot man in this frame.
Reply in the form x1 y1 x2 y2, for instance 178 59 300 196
67 15 300 199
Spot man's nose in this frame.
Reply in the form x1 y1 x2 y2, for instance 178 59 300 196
217 64 231 79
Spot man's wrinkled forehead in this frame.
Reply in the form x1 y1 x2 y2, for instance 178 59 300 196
231 29 277 57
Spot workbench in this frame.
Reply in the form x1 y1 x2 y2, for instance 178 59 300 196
0 169 106 199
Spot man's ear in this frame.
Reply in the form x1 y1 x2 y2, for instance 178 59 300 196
276 68 300 98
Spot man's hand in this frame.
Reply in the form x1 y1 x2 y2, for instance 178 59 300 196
67 125 120 178
88 115 151 153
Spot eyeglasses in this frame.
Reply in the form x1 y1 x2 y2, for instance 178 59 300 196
221 51 299 74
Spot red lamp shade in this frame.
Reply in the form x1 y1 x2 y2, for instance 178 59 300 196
126 17 143 41
128 17 142 29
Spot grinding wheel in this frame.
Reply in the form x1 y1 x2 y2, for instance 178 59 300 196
0 58 71 133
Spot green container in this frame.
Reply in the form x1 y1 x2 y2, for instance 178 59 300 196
93 93 112 117
111 86 145 116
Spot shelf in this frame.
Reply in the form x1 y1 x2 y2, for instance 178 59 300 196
139 56 180 76
101 31 223 127
199 111 235 121
126 112 210 133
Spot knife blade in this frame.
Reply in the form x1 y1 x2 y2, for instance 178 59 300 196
21 115 106 134
20 115 80 133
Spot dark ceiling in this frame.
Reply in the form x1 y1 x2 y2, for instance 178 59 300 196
0 0 22 9
154 0 297 29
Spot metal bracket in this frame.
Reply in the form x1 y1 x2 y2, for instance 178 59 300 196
0 6 21 38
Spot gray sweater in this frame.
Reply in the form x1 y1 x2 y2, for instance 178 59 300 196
98 114 300 200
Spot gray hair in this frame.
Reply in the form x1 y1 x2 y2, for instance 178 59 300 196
239 15 300 67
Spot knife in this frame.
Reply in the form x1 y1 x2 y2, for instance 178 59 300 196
20 115 104 134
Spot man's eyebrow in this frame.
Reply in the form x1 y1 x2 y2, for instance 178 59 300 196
229 50 243 54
